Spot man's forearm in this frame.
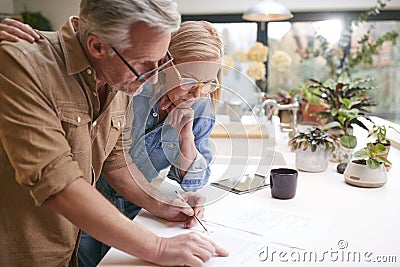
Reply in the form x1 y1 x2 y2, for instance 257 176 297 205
44 178 162 262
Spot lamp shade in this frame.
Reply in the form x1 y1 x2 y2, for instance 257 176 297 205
242 0 293 22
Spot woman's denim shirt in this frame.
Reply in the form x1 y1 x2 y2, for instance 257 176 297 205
97 84 215 195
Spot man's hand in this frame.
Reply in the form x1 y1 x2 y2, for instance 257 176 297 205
161 191 206 228
0 18 40 43
155 233 229 267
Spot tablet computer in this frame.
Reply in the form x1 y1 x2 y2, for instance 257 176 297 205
211 174 269 195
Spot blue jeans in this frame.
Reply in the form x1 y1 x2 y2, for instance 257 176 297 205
78 177 142 267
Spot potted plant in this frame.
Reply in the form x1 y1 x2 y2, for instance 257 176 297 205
289 127 338 172
299 85 328 124
343 142 392 188
368 124 392 169
369 124 390 146
305 76 376 122
321 95 372 163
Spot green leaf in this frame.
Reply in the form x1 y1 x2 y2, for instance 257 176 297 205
349 108 359 117
366 159 380 170
323 121 342 130
301 141 308 150
354 148 369 159
311 144 317 152
338 115 346 126
378 157 392 165
341 135 357 149
340 98 351 109
374 143 388 155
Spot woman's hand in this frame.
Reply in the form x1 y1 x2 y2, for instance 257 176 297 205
168 104 195 137
0 18 40 43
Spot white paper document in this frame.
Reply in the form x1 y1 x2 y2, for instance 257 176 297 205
205 203 331 250
159 221 266 267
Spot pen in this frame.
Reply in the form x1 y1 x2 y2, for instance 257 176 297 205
174 190 209 233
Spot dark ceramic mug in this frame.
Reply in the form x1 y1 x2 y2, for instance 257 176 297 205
270 168 298 199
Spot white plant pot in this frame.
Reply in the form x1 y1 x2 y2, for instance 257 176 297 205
295 147 329 172
329 145 354 163
343 161 387 188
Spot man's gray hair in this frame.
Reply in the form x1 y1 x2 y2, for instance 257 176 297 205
78 0 181 50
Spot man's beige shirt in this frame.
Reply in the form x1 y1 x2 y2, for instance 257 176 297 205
0 18 132 266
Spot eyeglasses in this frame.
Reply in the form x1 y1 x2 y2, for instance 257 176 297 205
111 47 174 82
170 61 220 95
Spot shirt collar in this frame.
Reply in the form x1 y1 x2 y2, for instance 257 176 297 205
58 17 91 75
140 83 160 109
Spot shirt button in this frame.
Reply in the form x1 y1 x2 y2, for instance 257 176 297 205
152 112 158 117
170 143 174 148
93 120 97 127
86 68 92 75
77 115 81 123
117 121 121 128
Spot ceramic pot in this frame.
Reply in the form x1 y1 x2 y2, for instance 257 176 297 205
300 102 327 124
329 145 354 163
295 146 329 172
343 161 387 188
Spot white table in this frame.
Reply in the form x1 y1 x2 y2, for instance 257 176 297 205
99 117 400 266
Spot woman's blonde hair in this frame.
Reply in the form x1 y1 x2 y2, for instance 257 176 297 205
169 21 223 112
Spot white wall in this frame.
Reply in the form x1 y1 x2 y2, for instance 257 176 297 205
13 0 79 29
0 0 14 13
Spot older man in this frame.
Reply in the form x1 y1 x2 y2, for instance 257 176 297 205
0 1 227 266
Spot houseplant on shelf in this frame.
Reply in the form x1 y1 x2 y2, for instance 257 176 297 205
343 142 392 188
289 127 339 172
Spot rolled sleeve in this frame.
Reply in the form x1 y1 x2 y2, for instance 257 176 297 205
102 150 133 173
167 151 208 192
30 157 83 206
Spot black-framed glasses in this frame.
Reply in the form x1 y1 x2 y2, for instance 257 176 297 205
111 47 173 82
170 61 220 95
